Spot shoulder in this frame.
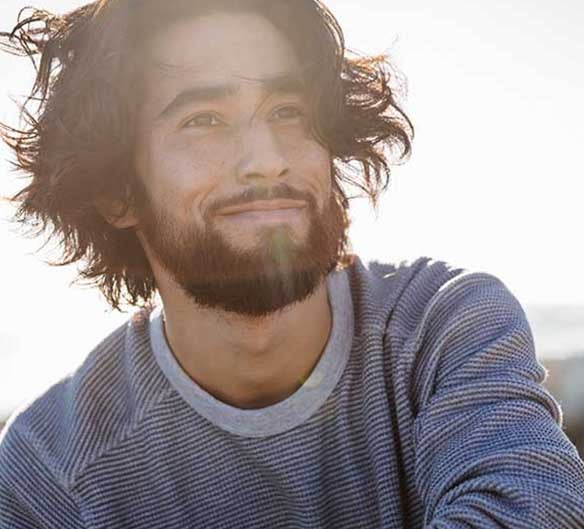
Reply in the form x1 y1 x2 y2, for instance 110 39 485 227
348 254 527 342
348 255 474 331
368 256 542 404
348 255 542 413
0 308 171 488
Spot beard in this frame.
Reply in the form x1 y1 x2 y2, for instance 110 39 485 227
137 182 347 318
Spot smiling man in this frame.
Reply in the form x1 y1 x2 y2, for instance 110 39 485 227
1 1 583 528
116 11 348 408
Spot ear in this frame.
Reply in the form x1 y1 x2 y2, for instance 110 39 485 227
96 198 139 230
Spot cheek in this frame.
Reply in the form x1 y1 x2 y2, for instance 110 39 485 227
139 133 235 215
285 139 332 196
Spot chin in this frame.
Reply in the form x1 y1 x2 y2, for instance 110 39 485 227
225 224 309 253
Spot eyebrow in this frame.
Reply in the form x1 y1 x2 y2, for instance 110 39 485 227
156 72 307 121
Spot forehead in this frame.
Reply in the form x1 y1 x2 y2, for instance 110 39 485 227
144 12 301 92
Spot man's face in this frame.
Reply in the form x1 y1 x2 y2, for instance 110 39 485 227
133 11 345 317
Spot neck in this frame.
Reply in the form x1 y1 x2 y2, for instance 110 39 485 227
159 277 333 409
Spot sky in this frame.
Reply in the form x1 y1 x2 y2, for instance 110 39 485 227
0 0 583 415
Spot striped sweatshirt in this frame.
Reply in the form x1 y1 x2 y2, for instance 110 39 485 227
1 256 584 529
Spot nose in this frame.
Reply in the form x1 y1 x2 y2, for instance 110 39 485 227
236 123 289 183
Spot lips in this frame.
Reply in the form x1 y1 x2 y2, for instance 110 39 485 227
216 200 307 216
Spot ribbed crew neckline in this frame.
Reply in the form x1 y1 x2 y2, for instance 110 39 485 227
149 269 354 438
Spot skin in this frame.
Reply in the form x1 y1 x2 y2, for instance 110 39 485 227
116 12 335 409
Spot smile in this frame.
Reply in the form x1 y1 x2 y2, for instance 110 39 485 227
215 200 307 224
216 200 307 216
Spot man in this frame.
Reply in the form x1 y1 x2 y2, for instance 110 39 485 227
0 1 583 528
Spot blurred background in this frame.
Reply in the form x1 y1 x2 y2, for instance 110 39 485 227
1 0 583 452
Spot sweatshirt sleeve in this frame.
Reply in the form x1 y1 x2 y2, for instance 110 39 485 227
0 422 86 529
408 272 584 529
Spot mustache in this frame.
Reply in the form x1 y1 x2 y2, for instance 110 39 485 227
207 183 317 216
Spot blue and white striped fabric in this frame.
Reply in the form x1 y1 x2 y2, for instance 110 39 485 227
1 256 583 528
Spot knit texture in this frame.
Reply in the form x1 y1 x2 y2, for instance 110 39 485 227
1 256 583 529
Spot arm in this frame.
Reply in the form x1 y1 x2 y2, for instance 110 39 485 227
0 423 86 529
409 273 584 528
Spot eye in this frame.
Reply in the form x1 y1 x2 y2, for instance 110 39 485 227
182 113 223 128
271 105 305 121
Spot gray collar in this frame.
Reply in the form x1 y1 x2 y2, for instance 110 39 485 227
149 269 354 438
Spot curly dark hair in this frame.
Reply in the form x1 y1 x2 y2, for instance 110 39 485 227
1 0 413 311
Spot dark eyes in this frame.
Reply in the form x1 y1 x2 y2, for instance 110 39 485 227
183 113 222 128
270 105 305 121
181 105 304 129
